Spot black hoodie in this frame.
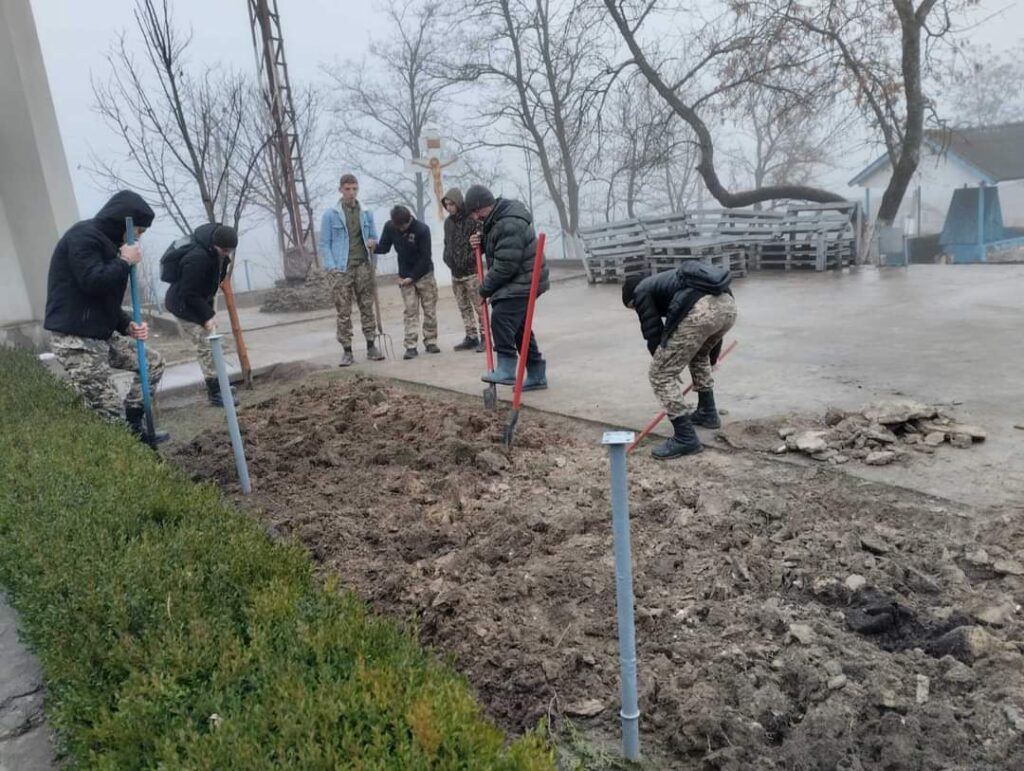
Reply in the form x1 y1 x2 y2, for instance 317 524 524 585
164 223 231 325
44 191 155 340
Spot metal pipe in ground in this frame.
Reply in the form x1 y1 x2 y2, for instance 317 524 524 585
209 334 251 494
602 430 641 762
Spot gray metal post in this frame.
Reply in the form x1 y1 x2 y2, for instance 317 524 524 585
977 182 986 262
602 430 640 762
243 259 253 292
209 334 251 494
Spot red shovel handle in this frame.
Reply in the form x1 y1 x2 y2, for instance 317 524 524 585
511 233 546 411
474 245 495 373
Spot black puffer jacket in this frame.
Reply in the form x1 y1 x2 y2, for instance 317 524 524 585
632 262 732 355
44 191 155 340
442 188 479 279
480 198 549 302
164 223 231 325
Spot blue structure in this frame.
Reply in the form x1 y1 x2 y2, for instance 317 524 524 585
939 184 1024 263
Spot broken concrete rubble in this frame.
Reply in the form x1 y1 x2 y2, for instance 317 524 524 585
777 401 985 467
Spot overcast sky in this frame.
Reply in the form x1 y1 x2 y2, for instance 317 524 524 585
27 0 1024 284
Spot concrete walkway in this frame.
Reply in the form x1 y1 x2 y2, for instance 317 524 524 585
0 595 56 771
157 265 1024 509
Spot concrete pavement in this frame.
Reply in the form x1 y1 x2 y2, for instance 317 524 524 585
0 595 56 771
158 264 1024 509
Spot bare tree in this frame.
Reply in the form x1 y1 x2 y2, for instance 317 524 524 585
323 0 461 219
452 0 624 252
940 41 1024 126
722 86 856 208
750 0 967 227
602 0 847 211
90 0 267 234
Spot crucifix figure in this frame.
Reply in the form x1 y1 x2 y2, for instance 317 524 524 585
406 128 458 220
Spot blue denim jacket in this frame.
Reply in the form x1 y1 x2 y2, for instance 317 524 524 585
319 202 378 273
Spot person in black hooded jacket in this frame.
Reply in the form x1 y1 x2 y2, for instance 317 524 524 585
622 262 737 460
164 223 239 406
44 190 167 444
465 184 549 391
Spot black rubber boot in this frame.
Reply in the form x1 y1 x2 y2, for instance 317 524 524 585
522 359 547 391
205 378 239 408
690 389 721 429
481 354 517 385
651 414 703 460
125 405 170 448
454 336 479 351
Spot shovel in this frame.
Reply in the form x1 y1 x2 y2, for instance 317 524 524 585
502 232 546 449
474 245 497 409
124 216 168 446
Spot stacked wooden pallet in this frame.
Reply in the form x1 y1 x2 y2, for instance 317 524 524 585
755 203 857 270
646 235 748 276
578 203 859 282
578 219 649 283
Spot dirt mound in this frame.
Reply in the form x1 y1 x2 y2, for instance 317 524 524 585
259 269 333 313
174 378 1024 769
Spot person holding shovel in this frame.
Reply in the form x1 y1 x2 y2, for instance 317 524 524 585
319 174 384 367
162 223 240 407
621 263 736 459
374 205 440 360
441 187 484 352
465 185 549 391
43 190 167 445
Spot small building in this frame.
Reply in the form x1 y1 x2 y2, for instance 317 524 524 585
849 122 1024 236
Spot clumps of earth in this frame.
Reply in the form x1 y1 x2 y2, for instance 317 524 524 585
259 268 333 313
777 400 986 467
172 378 1024 769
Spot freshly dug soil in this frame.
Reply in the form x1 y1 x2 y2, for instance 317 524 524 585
173 377 1024 770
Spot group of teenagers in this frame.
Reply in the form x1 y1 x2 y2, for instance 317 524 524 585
42 174 736 460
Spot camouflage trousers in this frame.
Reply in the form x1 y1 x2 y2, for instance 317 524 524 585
182 321 216 380
50 332 165 424
451 274 483 339
649 293 737 419
400 272 439 348
330 263 377 349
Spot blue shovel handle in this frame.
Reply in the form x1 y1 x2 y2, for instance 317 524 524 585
125 217 156 440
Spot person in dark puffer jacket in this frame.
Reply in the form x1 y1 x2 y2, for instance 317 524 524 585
44 190 167 445
622 263 737 459
465 184 549 391
441 187 484 352
164 223 239 406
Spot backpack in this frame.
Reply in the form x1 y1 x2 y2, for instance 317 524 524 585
677 261 732 294
159 235 194 283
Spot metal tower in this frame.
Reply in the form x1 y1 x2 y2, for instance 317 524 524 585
247 0 318 275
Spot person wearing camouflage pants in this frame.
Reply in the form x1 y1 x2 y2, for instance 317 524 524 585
442 187 484 352
50 333 165 423
622 262 736 460
649 294 736 418
43 190 168 445
400 273 439 350
318 174 384 367
374 205 440 360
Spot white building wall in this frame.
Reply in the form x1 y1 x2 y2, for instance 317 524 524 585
856 146 1024 235
0 0 78 332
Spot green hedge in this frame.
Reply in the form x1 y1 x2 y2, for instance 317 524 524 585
0 348 553 770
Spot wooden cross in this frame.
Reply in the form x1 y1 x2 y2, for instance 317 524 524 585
406 128 458 220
